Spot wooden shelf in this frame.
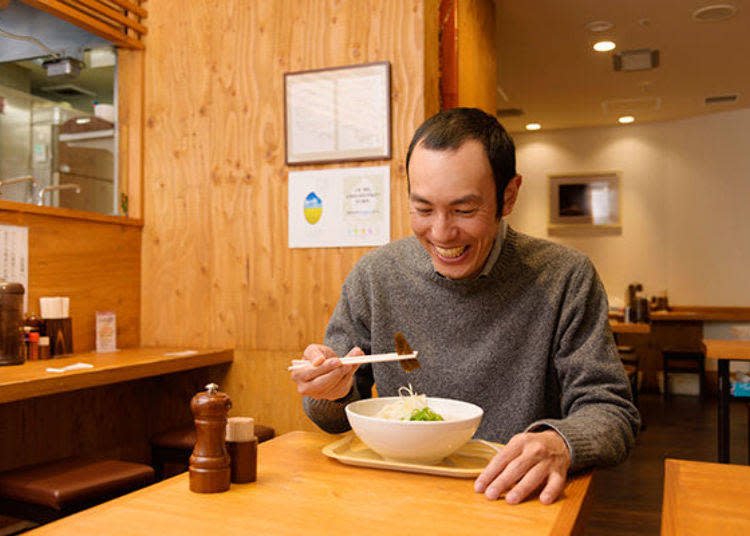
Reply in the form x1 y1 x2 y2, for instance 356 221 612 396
0 347 233 404
0 199 142 227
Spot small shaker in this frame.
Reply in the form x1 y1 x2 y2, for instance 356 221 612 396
189 383 232 493
226 417 257 483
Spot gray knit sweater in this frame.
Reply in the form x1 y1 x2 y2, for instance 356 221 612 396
303 227 640 472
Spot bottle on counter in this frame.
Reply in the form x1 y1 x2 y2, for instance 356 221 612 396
0 281 25 366
39 336 51 359
24 312 44 334
28 331 39 361
22 326 32 360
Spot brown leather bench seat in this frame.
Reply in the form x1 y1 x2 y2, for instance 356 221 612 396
152 423 275 450
0 457 154 523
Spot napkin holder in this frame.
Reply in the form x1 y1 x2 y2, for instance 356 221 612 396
45 318 73 357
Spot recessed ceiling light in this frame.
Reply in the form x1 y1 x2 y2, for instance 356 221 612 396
618 116 635 124
525 123 541 131
594 41 616 52
585 20 614 33
692 3 738 22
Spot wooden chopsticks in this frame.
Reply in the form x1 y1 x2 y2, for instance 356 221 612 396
287 352 419 371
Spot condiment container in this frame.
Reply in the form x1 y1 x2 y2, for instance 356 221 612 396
0 281 25 366
39 336 51 359
226 417 257 484
28 331 39 361
189 383 232 493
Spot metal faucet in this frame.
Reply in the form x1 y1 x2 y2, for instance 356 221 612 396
36 183 81 206
0 175 39 197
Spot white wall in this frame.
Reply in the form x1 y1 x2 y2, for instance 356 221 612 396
508 108 750 308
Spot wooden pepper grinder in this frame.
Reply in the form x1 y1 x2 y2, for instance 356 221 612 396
189 383 232 493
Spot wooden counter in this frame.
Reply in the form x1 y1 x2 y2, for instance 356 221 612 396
609 307 750 393
610 306 750 323
702 340 750 462
0 347 233 404
0 199 142 227
27 432 593 536
702 339 750 361
661 459 750 535
609 321 651 334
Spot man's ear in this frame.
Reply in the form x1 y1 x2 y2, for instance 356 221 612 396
501 175 523 217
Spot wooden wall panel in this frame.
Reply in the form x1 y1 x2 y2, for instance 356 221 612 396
138 0 434 432
0 208 141 352
424 0 441 117
117 48 145 219
457 0 497 114
140 0 427 351
225 350 319 435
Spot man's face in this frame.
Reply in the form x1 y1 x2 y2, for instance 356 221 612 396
408 139 501 280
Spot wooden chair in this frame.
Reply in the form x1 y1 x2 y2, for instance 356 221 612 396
618 346 639 409
662 348 706 398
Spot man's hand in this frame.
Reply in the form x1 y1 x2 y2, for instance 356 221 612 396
473 430 571 505
290 344 362 401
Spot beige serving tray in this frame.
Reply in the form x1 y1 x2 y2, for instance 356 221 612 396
322 434 502 478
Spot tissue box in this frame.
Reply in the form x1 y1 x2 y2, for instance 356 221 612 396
730 381 750 397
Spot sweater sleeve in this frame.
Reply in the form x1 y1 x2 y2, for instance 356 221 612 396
302 265 375 433
526 257 640 472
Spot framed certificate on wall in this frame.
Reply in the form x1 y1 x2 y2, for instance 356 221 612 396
284 61 391 165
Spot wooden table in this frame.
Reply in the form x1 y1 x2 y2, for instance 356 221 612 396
26 432 593 536
609 321 651 335
661 459 750 535
0 347 233 404
702 339 750 463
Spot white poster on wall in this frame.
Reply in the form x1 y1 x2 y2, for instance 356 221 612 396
0 224 29 312
288 166 390 248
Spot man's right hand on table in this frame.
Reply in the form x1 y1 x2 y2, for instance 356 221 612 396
290 344 361 400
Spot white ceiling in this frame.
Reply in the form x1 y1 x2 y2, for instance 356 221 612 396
495 0 750 133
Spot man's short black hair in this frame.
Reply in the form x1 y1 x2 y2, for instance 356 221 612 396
405 107 516 219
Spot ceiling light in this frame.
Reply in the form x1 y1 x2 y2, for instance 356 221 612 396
692 4 738 22
618 116 635 124
525 123 541 131
593 41 616 52
585 20 614 33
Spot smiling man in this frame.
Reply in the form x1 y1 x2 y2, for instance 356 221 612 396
292 108 639 505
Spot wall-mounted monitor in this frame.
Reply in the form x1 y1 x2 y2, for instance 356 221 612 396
548 172 621 234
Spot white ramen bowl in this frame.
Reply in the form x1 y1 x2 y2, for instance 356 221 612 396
345 396 483 465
